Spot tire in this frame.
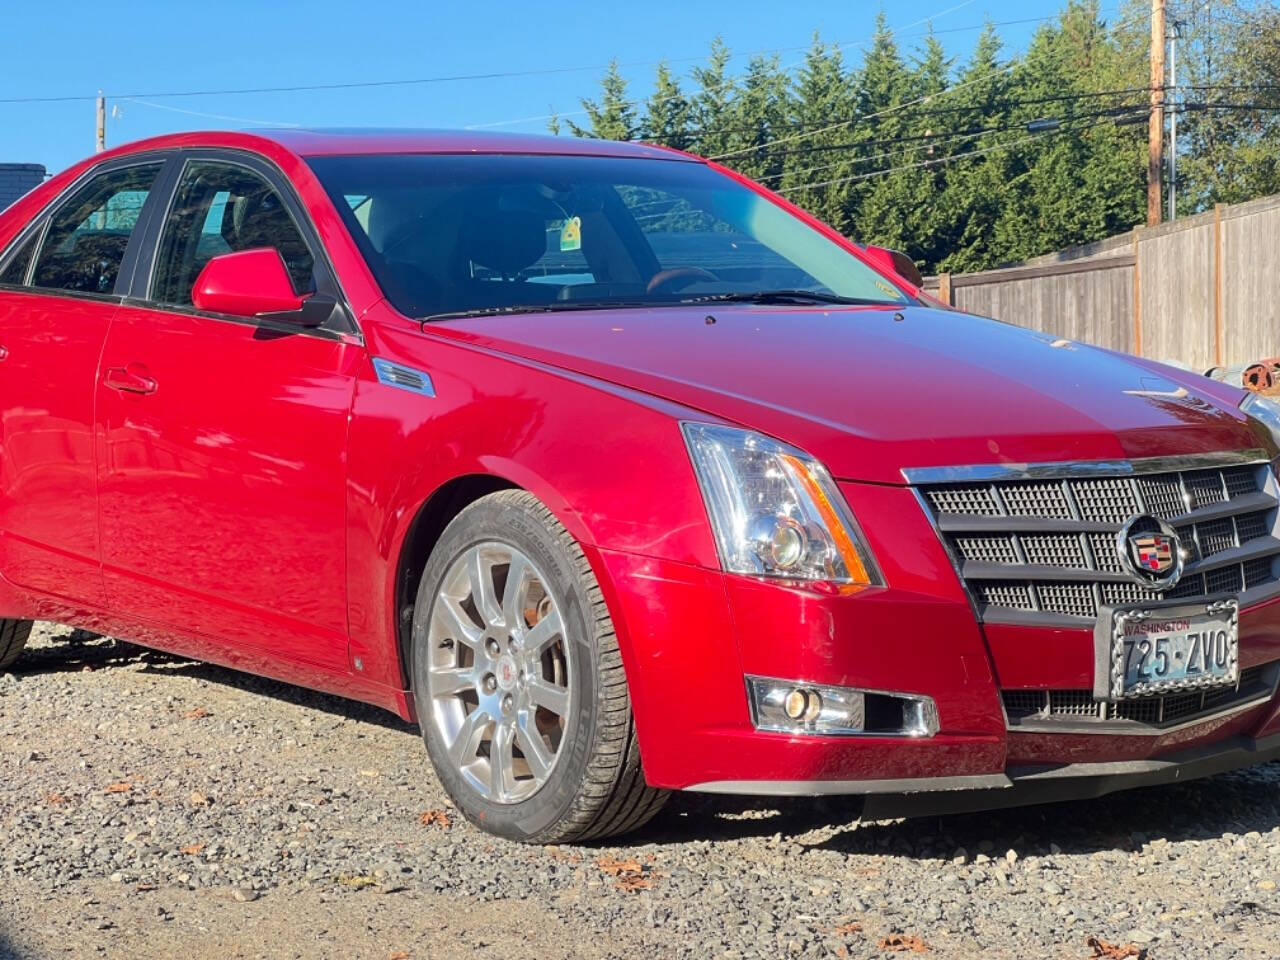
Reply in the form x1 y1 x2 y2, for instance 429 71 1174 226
0 619 33 670
410 490 667 843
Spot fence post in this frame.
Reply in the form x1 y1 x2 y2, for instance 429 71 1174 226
937 272 952 306
1214 202 1225 367
1131 228 1142 356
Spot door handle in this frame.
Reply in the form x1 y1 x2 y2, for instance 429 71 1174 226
0 345 9 361
104 364 157 395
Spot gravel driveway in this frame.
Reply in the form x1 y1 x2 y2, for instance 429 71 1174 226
2 624 1279 959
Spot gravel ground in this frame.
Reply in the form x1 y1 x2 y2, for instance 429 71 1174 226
2 624 1280 960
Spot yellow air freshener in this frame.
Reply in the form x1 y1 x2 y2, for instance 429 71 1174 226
559 216 582 252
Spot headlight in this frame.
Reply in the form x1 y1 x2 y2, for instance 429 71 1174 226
681 422 882 588
1241 393 1280 452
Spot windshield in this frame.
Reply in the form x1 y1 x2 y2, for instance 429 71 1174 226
307 153 911 320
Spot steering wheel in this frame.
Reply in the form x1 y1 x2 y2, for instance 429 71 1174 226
646 266 718 294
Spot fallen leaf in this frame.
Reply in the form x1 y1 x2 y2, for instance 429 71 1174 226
334 873 379 889
359 769 379 777
417 809 451 828
595 856 655 893
1086 936 1145 959
44 793 67 806
184 707 211 719
878 934 929 954
595 856 644 877
179 843 206 856
105 782 132 795
389 953 411 960
832 922 863 935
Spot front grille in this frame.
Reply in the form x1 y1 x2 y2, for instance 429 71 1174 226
919 457 1280 625
1003 665 1273 728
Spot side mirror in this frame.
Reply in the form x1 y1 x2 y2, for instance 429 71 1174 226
862 245 924 289
192 248 323 325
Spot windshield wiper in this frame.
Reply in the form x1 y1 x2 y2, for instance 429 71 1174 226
681 289 895 306
422 300 650 323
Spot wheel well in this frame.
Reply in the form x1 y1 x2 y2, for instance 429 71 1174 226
394 474 518 688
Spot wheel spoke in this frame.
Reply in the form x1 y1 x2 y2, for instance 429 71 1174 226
431 665 475 696
527 677 570 717
435 596 481 649
448 707 491 769
468 550 503 627
501 553 529 632
515 713 554 781
523 608 563 656
490 720 515 800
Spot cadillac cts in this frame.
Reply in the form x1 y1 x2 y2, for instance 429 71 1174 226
2 130 1280 843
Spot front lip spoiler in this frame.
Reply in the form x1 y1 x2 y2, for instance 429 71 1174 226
687 731 1280 818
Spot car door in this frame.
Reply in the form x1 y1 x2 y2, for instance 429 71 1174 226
95 152 360 671
0 158 167 610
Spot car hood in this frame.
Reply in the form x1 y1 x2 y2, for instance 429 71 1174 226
428 303 1262 485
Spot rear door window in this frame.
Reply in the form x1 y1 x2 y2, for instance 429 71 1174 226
30 163 163 295
0 230 39 286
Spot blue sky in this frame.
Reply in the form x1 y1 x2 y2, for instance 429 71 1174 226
1 0 1096 176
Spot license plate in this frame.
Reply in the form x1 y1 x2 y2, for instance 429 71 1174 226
1098 599 1239 700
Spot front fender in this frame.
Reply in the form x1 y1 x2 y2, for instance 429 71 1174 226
345 313 719 700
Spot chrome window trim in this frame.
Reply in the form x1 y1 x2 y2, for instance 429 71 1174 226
902 449 1272 485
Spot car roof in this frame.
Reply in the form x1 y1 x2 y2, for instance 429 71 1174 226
104 128 700 162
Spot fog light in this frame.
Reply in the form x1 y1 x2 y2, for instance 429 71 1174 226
747 676 939 738
783 688 809 720
748 677 865 735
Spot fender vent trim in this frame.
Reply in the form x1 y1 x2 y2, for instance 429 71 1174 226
371 357 435 397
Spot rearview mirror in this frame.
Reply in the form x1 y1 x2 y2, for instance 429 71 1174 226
192 248 321 324
862 245 924 289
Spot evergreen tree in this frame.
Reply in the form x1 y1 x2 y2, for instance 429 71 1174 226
642 62 693 150
779 34 857 233
689 38 737 159
722 54 790 183
566 60 637 141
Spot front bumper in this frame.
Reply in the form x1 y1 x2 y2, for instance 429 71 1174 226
689 731 1280 819
591 481 1280 798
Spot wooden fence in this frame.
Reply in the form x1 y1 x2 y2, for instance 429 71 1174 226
923 192 1280 371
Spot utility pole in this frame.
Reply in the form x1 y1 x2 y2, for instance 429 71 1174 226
95 91 106 153
1168 18 1182 221
1148 0 1166 226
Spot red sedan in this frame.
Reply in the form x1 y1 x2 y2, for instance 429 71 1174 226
1 129 1279 842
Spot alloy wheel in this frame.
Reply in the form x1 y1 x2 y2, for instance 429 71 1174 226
426 542 573 804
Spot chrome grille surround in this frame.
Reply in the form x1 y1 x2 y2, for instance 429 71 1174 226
907 450 1280 627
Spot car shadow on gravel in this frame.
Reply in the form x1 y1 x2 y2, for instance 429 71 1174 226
608 768 1280 850
10 633 418 736
800 767 1280 859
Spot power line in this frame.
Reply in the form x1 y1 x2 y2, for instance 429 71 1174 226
779 128 1056 193
640 85 1151 142
755 104 1153 183
118 97 301 128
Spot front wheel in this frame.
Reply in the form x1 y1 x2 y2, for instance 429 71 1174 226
410 491 667 843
